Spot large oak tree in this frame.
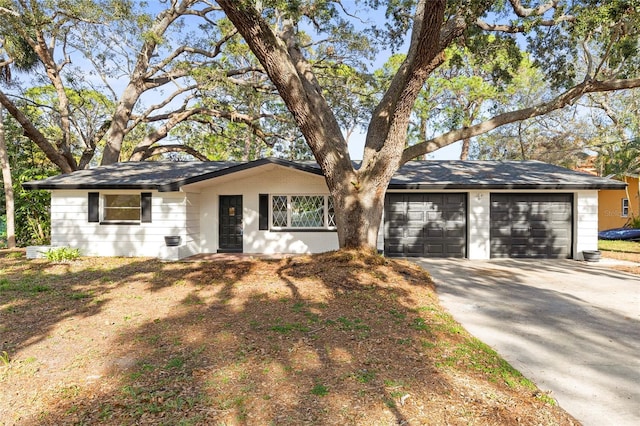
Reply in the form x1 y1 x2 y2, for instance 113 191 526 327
215 0 640 249
0 0 304 171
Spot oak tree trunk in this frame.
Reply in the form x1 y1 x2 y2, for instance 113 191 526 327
330 176 387 250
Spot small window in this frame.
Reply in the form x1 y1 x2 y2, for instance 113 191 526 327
271 194 336 230
104 194 141 221
622 198 629 217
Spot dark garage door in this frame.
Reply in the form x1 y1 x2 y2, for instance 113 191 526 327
384 193 466 257
490 193 573 258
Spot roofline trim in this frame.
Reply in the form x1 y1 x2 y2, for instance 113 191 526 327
21 182 160 191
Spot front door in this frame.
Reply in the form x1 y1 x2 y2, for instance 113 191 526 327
219 195 243 252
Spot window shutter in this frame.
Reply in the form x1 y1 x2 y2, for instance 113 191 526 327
259 194 269 230
88 192 99 222
141 192 152 223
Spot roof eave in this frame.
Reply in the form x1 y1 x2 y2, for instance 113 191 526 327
21 182 160 191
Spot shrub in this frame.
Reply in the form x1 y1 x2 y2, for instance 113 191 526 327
45 247 81 262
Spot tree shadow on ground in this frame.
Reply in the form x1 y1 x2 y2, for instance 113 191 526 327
416 258 640 425
0 252 256 357
1 251 577 425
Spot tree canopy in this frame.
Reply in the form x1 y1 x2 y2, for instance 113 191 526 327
2 0 640 249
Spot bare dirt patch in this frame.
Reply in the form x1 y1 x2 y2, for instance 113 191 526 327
0 250 578 425
601 250 640 275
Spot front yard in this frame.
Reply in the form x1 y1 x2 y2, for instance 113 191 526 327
599 239 640 275
0 250 577 425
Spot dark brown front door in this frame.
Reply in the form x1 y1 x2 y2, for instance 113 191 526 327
219 195 243 252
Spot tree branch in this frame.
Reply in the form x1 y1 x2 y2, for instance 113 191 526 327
0 90 74 173
215 0 352 174
509 0 558 18
401 77 640 164
139 144 209 161
476 0 574 33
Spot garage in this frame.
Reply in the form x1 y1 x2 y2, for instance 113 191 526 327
384 193 467 257
490 193 573 258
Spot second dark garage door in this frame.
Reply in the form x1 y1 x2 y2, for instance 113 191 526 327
384 193 467 257
490 193 573 258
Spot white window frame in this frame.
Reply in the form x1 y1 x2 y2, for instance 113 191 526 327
622 198 629 217
270 194 336 230
102 194 142 223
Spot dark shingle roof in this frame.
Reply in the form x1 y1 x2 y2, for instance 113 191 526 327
22 157 626 191
388 160 627 189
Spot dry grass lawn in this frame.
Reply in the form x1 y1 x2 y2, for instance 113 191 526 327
0 250 579 425
600 240 640 275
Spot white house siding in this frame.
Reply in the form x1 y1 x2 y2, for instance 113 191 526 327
183 192 201 257
467 190 491 259
188 165 339 254
51 189 192 258
574 190 599 259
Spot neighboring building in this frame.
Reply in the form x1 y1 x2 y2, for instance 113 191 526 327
598 174 639 231
23 158 625 261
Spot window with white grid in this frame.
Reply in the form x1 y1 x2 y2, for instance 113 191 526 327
272 195 288 227
271 195 336 229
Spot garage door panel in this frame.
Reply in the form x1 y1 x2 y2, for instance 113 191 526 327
446 227 465 238
387 228 405 238
385 193 467 258
426 228 444 238
440 213 463 223
405 226 424 238
406 243 425 255
426 244 444 254
406 211 425 221
530 228 549 238
387 212 406 221
385 243 404 256
550 212 571 221
490 193 572 259
447 243 465 253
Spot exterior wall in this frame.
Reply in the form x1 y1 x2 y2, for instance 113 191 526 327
598 176 639 230
50 189 191 258
191 166 339 254
49 172 602 260
184 192 201 257
575 191 599 259
467 190 491 259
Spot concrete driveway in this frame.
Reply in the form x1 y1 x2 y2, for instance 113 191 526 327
411 258 640 426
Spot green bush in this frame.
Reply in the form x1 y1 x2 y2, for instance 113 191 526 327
45 247 81 262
